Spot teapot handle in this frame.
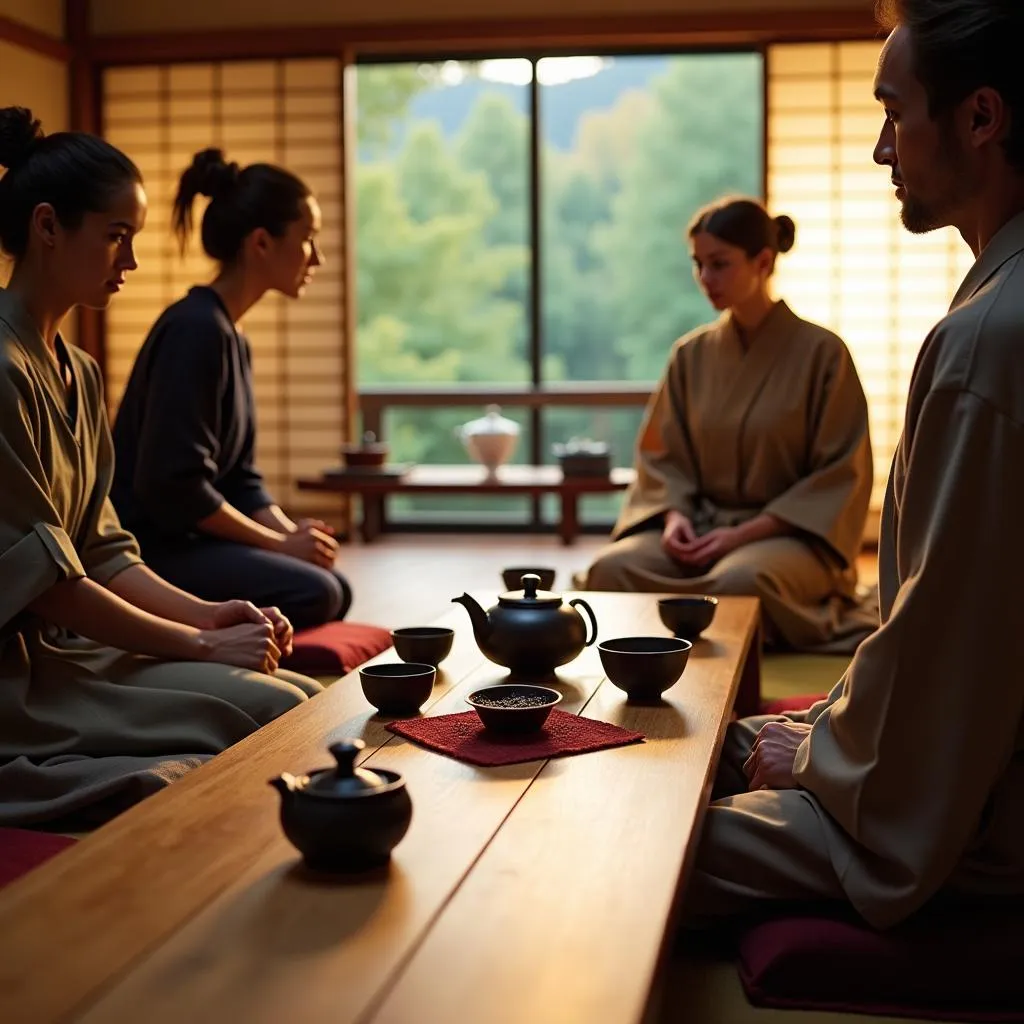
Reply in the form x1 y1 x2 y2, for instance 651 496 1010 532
569 598 598 647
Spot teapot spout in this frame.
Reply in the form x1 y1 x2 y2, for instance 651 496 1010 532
452 593 491 645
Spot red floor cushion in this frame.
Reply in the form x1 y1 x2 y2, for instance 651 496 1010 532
760 693 826 716
0 828 77 889
738 901 1024 1021
282 621 392 675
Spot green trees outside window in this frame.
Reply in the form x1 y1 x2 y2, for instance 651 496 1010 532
355 53 762 526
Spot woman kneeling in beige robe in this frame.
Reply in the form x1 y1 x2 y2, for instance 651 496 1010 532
584 197 875 652
0 108 321 828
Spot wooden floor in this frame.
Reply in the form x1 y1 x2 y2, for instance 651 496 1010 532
339 532 878 629
341 533 607 627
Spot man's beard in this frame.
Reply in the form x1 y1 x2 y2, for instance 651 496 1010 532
899 191 947 233
899 121 969 234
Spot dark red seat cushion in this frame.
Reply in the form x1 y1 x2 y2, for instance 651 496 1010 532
0 828 77 889
760 693 826 716
738 901 1024 1021
282 621 392 675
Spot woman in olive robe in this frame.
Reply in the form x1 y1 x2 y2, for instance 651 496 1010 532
0 107 321 827
584 197 875 652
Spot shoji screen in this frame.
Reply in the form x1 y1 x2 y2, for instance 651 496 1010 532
102 59 349 526
767 41 974 509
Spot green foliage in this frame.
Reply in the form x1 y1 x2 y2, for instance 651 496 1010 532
600 55 762 381
356 65 430 153
456 94 531 360
354 55 762 502
456 94 530 248
356 130 527 386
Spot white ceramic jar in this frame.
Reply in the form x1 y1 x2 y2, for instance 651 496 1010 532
457 404 520 475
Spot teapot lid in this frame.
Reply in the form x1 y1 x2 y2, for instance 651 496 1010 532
461 404 521 437
302 739 401 798
498 572 562 607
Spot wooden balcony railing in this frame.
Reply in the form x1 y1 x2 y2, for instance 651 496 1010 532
360 382 654 449
355 383 653 533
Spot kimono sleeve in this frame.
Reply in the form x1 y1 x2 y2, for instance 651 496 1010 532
130 317 227 532
763 340 872 568
0 358 86 628
793 388 1024 927
77 357 141 585
613 345 701 537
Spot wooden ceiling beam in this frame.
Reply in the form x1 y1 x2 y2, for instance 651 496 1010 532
0 14 71 62
85 8 879 65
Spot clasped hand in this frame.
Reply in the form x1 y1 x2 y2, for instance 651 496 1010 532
279 519 338 569
661 511 741 568
742 720 812 791
199 599 295 674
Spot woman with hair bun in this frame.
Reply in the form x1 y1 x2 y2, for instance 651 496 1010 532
112 148 352 632
0 108 320 827
584 196 875 652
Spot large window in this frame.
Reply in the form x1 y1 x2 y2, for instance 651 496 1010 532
355 53 763 526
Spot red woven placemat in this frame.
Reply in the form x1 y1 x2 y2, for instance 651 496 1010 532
387 709 644 767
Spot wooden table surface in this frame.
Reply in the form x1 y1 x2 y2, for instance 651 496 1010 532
0 594 759 1024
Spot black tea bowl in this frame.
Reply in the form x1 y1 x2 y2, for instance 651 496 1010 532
501 566 557 592
359 662 436 716
466 683 562 735
598 636 692 702
391 626 455 667
657 596 719 640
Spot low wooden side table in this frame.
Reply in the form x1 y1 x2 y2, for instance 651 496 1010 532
297 464 635 544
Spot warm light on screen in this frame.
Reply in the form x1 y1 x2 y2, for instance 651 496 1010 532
768 42 975 509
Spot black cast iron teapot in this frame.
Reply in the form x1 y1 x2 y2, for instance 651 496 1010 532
453 573 598 678
269 739 412 872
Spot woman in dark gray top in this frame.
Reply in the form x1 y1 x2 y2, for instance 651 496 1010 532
112 149 351 631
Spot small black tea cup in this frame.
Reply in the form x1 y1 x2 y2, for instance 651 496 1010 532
598 636 692 702
359 662 436 716
391 626 455 667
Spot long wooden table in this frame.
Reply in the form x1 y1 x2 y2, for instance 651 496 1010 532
297 464 636 544
0 593 759 1024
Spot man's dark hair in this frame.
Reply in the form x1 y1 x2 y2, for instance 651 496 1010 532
876 0 1024 171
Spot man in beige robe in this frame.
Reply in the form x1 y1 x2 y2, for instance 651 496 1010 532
584 301 875 652
686 4 1024 929
0 288 321 827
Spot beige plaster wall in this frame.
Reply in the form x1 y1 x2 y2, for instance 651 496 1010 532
0 40 66 129
0 0 63 37
0 40 67 287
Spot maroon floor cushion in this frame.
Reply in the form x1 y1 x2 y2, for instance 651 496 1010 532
760 693 826 715
0 828 77 889
282 621 392 675
738 901 1024 1021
